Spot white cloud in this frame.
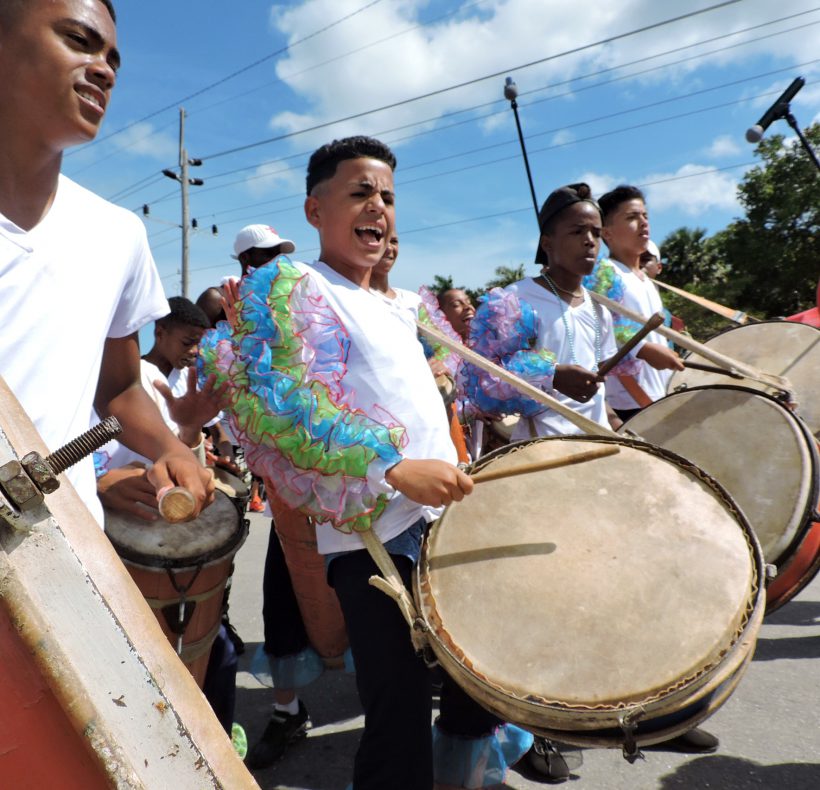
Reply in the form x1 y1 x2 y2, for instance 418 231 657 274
576 171 618 198
551 129 575 146
245 160 304 196
705 134 742 158
264 0 820 151
643 163 741 216
112 122 177 160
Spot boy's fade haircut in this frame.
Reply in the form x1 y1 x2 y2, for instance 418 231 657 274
0 0 117 25
598 185 645 223
156 296 210 330
306 136 397 195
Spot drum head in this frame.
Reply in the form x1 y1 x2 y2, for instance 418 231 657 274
105 490 244 569
417 437 760 713
668 321 820 439
621 386 818 566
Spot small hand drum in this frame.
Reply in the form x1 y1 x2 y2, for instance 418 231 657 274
105 490 247 686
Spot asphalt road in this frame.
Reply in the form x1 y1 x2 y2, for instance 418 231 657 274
229 511 820 790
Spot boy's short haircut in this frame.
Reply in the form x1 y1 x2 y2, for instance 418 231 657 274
0 0 117 26
156 296 210 330
306 136 397 195
598 185 645 223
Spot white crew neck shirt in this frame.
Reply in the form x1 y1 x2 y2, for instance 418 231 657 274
0 175 168 524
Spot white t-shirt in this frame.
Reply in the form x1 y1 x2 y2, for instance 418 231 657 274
0 175 168 524
505 278 617 438
371 286 422 331
302 261 455 554
602 258 672 410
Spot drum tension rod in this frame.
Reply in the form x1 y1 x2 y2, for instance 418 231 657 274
619 711 646 764
164 565 205 656
0 417 122 518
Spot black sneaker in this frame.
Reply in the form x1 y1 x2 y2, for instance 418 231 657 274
528 738 570 783
661 727 719 754
247 701 310 769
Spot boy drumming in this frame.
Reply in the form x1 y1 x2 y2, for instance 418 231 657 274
585 185 684 421
201 137 541 789
465 183 627 437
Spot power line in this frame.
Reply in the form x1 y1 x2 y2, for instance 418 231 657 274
137 74 795 220
398 88 785 187
170 160 756 279
199 0 745 161
183 0 488 121
66 0 385 155
105 7 815 207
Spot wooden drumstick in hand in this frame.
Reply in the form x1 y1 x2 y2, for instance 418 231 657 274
471 445 620 484
158 486 197 523
597 312 665 377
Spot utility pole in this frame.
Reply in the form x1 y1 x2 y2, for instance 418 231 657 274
162 108 203 297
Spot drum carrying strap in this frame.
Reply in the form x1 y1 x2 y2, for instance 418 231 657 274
359 528 429 652
617 374 653 409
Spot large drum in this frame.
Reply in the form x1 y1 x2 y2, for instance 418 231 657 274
105 491 248 686
620 386 820 613
414 436 764 751
668 320 820 439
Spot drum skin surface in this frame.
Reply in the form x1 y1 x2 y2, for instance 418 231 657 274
105 489 244 568
668 321 820 439
621 386 818 567
416 436 763 736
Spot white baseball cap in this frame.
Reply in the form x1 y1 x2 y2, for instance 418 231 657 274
645 239 661 260
232 224 295 259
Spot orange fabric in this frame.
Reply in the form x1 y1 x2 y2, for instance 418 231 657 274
449 403 470 463
617 374 653 409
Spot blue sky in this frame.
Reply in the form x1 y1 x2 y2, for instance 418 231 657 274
65 0 820 306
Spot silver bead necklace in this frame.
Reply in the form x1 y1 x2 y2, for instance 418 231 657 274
540 272 602 371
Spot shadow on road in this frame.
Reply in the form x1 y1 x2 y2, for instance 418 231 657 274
236 642 365 790
659 756 820 790
752 634 820 661
764 599 820 627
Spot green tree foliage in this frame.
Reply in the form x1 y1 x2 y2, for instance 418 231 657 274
721 124 819 317
485 264 526 290
659 227 736 340
660 123 819 339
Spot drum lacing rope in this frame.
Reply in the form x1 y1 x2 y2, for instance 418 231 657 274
165 564 205 656
359 528 429 652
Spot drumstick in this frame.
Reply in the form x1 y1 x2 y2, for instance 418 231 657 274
596 312 664 377
587 290 790 393
683 360 744 379
653 279 756 325
471 445 620 483
415 322 618 437
157 486 197 523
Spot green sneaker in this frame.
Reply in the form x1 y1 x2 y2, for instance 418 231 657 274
231 722 248 760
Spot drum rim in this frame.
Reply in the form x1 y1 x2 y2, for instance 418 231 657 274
621 384 820 567
667 320 820 430
415 434 765 716
213 466 250 499
106 492 249 570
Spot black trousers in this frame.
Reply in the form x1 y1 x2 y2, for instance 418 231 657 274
329 548 502 790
